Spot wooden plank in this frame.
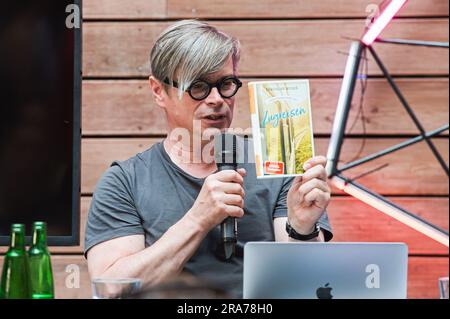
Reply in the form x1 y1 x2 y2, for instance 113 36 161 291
82 80 168 136
82 19 449 77
82 78 449 136
81 138 159 196
51 256 92 299
3 195 446 256
333 138 449 196
80 138 449 195
328 197 449 255
65 196 450 256
4 195 446 255
82 0 449 19
83 0 167 19
168 0 450 19
408 256 449 299
0 255 445 298
83 22 166 77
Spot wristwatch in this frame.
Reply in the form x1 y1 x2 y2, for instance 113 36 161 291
285 219 321 241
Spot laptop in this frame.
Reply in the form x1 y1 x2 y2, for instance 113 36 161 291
243 242 408 299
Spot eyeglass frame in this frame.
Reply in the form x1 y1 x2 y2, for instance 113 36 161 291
163 76 243 101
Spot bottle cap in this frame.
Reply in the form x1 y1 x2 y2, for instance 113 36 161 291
33 221 46 229
11 223 25 232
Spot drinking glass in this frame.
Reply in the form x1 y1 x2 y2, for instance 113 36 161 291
92 278 142 299
439 277 449 299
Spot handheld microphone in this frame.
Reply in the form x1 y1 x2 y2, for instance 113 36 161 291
214 133 238 260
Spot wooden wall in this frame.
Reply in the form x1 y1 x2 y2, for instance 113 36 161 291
2 0 448 299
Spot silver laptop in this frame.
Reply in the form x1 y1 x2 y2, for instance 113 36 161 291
243 242 408 299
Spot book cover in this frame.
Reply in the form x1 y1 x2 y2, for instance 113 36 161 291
248 80 315 178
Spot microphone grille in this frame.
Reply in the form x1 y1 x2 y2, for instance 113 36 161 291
214 133 237 165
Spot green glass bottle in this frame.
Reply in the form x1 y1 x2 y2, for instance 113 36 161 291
0 224 32 299
28 221 54 299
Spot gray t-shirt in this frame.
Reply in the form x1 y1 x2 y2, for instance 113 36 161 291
85 138 333 298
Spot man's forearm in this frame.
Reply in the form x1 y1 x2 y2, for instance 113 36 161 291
100 212 208 288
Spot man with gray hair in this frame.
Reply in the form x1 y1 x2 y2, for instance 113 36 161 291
85 20 333 298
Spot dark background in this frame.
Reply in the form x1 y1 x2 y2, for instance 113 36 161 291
0 0 79 239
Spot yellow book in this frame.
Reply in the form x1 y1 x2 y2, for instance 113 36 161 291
248 80 315 178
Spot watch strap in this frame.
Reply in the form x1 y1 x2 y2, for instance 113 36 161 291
285 220 320 241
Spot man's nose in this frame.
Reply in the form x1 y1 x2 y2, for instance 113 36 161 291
205 87 224 105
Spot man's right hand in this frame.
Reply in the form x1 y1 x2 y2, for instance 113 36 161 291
187 168 246 232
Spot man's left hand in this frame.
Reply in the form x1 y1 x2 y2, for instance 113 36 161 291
287 155 331 235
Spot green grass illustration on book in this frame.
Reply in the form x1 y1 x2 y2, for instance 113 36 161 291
249 80 315 178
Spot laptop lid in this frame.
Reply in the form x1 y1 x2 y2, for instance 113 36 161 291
243 242 408 299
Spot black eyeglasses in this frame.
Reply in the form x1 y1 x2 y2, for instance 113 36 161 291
164 76 242 101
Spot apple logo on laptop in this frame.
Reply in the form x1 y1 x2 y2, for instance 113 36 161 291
316 283 333 299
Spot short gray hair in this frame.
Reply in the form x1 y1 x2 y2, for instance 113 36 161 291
150 20 241 98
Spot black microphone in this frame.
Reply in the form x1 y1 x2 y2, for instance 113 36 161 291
214 133 238 260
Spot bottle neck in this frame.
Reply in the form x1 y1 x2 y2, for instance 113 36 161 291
10 229 26 250
32 227 48 247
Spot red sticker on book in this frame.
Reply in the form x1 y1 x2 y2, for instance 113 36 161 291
264 161 284 175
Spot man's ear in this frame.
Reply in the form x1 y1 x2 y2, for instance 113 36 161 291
149 76 168 109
